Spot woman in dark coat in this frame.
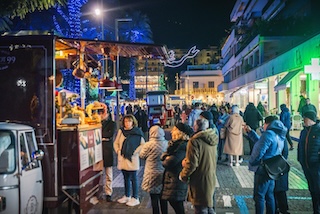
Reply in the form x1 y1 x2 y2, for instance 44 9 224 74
101 110 116 202
161 123 193 214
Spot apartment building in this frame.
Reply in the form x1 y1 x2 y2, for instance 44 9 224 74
219 0 320 114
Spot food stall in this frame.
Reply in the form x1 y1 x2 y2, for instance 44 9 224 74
0 31 168 213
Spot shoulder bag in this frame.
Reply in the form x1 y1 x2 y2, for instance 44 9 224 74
262 136 290 180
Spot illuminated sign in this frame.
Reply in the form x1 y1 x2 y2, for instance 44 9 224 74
161 46 199 68
304 58 320 80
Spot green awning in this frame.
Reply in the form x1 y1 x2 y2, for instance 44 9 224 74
274 70 301 91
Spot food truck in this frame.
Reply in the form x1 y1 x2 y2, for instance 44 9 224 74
0 31 168 213
146 91 173 127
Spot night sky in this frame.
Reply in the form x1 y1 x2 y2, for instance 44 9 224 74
101 0 237 49
138 0 237 49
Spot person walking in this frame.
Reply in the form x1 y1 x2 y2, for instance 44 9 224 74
140 125 168 214
180 118 219 214
243 102 263 154
244 115 287 214
301 98 317 116
224 105 245 166
280 104 294 150
114 114 145 206
161 123 193 214
188 102 203 127
101 108 116 202
298 111 320 214
217 106 230 162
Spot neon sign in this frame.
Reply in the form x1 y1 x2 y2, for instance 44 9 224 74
304 58 320 80
161 46 199 68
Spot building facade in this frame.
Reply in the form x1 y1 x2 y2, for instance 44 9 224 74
219 0 320 115
176 64 224 105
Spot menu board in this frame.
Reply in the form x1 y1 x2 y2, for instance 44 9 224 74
79 128 102 171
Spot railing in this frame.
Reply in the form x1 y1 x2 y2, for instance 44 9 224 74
175 88 218 95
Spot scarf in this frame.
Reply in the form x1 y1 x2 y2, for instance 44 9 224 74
120 127 144 161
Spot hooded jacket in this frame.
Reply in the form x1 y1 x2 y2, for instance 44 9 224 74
280 106 291 130
180 128 219 207
248 120 287 172
140 125 168 194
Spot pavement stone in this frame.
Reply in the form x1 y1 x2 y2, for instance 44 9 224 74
72 129 313 213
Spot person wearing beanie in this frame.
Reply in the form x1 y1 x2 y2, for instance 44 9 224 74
224 105 245 166
160 123 193 213
180 118 219 213
280 104 294 150
298 110 320 213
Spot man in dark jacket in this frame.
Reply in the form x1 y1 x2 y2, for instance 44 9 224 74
280 104 294 150
101 109 116 202
180 118 219 214
244 116 287 214
298 111 320 213
243 102 263 154
301 98 317 116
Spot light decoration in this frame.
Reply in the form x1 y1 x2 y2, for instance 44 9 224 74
304 58 320 80
53 0 88 38
160 46 200 68
129 58 136 100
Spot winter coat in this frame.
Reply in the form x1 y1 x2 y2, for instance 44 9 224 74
298 121 320 168
188 108 203 127
101 118 116 167
180 128 218 207
224 113 244 156
113 128 145 171
248 120 287 173
140 126 168 194
280 107 291 130
134 110 148 132
275 132 289 192
161 139 188 201
243 103 263 130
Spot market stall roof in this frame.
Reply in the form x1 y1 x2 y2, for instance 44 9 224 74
56 37 169 60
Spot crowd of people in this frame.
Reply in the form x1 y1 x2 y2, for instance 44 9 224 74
98 96 320 214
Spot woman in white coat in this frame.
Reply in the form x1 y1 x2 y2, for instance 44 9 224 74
114 114 145 207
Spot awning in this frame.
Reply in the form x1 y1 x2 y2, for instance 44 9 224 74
274 70 301 91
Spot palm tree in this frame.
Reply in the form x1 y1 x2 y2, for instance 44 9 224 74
0 0 66 32
119 11 153 100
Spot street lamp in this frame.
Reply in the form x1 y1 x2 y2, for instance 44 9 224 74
114 18 132 129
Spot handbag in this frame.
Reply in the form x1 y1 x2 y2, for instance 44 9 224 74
220 127 226 139
262 135 290 180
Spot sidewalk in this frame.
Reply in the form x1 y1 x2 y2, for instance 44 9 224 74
81 129 310 214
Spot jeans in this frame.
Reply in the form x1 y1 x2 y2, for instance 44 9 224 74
218 138 227 159
194 205 215 214
253 173 275 214
302 164 320 213
285 130 293 148
122 170 138 199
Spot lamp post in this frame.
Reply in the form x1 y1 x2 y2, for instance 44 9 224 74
115 18 132 128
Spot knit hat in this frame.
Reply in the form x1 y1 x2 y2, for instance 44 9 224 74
200 111 213 121
175 123 194 137
232 105 239 114
303 111 317 122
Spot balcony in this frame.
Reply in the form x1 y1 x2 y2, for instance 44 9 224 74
175 87 219 95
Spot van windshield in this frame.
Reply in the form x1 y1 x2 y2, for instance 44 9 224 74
0 131 16 174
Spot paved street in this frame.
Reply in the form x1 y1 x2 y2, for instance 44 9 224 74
82 129 312 214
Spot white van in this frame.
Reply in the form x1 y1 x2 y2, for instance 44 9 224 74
0 123 44 214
